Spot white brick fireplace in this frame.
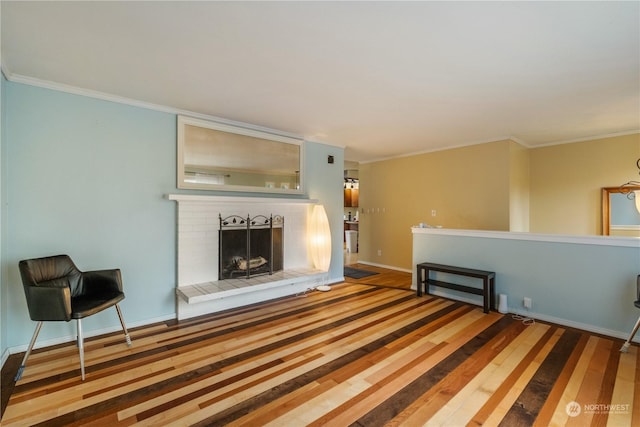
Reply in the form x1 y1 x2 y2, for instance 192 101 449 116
167 194 326 319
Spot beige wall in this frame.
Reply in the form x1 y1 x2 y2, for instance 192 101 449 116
529 133 640 235
509 141 530 232
359 140 512 270
358 133 639 271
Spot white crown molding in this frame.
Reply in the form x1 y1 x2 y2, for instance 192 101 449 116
529 129 640 149
303 138 346 150
509 136 529 147
360 135 522 164
1 63 12 81
359 129 640 165
3 71 305 141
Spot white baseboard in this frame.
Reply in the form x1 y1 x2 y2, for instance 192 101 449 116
425 289 638 343
1 348 10 369
355 260 412 274
508 308 638 343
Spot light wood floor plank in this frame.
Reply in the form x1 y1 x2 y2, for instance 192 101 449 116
607 345 636 427
568 337 613 427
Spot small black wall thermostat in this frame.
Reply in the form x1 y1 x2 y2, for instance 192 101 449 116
327 155 334 164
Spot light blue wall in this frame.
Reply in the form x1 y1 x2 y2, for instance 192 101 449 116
413 231 640 337
304 142 345 280
611 193 640 225
1 76 6 359
1 80 344 353
3 82 177 348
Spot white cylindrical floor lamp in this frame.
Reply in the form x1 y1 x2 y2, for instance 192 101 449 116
308 205 332 291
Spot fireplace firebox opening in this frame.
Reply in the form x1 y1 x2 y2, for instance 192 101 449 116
219 214 284 280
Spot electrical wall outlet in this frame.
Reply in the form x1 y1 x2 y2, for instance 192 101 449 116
431 209 437 216
377 249 382 256
523 297 532 309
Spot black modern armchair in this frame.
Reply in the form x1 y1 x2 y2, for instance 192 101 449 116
16 255 132 381
621 275 640 353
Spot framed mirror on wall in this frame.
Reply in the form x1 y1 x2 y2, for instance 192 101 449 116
177 115 304 194
602 186 640 237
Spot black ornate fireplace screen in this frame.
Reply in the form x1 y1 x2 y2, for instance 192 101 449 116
219 214 284 279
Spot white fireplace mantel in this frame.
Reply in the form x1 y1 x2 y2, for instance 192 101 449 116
167 193 326 319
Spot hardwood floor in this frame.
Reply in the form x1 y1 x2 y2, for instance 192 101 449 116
2 266 639 426
344 263 413 289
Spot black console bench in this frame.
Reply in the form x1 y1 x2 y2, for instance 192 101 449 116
416 262 496 313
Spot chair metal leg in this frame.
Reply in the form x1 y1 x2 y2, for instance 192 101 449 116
77 319 85 380
14 321 43 381
621 314 640 352
115 304 132 347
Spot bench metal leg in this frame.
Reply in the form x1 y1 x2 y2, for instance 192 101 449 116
490 278 495 311
483 278 489 313
14 321 43 381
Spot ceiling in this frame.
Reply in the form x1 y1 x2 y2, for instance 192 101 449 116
2 1 639 162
